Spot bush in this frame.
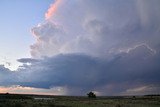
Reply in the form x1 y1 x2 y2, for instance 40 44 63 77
87 92 96 98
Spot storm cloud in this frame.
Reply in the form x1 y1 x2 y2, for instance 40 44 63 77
31 0 160 58
16 45 160 95
0 0 160 95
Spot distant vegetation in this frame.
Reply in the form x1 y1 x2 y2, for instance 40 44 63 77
87 91 96 98
0 93 32 100
145 94 160 96
0 93 160 107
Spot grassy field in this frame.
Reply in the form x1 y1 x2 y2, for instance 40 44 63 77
0 94 159 107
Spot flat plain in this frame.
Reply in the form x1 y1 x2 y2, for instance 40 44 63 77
0 94 159 107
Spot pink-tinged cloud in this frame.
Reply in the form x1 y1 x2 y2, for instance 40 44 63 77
45 0 62 20
0 86 67 95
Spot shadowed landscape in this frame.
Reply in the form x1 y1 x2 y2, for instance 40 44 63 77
0 93 160 107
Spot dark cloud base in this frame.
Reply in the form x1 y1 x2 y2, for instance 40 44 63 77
1 45 160 95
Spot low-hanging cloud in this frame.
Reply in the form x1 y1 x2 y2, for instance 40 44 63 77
17 45 160 95
1 45 160 95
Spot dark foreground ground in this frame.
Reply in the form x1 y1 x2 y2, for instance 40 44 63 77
0 93 160 107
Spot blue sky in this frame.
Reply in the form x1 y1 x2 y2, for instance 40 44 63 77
0 0 160 96
0 0 53 70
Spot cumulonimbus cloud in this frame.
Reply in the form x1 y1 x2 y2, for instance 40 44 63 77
1 0 160 95
31 0 160 58
2 45 159 95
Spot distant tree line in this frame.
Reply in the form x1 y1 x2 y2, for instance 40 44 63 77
0 93 32 99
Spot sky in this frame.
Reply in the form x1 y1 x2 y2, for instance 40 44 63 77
0 0 160 96
0 0 53 70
